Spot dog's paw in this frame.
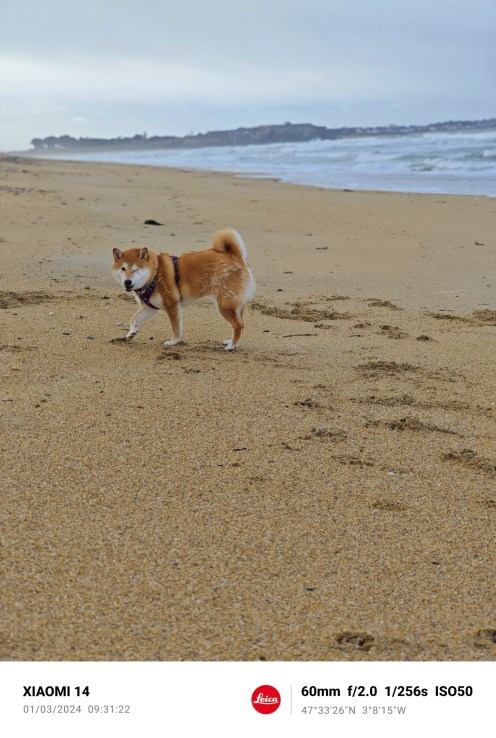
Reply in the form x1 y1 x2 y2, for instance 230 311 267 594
224 342 238 351
125 330 137 339
164 338 181 346
223 339 231 346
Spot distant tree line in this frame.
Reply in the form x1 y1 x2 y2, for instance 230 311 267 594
30 132 178 150
30 119 496 152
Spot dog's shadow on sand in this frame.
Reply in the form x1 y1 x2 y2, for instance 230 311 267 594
108 337 289 371
157 341 238 361
110 336 236 358
109 336 133 344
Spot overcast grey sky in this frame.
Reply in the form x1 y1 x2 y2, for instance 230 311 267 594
1 0 495 151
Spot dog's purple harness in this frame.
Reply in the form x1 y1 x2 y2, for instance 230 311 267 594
134 253 181 309
171 255 181 299
134 274 158 308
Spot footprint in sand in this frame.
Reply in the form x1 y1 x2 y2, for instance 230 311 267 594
378 324 409 339
474 629 496 648
334 632 375 652
0 290 52 309
301 428 347 441
441 449 496 477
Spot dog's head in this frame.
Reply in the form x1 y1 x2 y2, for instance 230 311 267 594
112 247 152 292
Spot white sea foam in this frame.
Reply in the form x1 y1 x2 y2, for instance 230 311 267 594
50 129 496 196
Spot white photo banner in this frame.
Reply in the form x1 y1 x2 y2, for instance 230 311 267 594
0 661 494 737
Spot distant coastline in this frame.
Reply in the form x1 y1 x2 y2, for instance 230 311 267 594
29 118 496 154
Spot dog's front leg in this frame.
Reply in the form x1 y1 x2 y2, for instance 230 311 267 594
126 304 158 339
163 304 183 346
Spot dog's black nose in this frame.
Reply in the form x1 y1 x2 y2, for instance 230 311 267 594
124 279 133 289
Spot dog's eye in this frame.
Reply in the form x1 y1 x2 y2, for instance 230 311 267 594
121 266 126 271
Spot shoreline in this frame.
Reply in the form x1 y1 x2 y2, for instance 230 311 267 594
1 156 495 661
12 128 496 199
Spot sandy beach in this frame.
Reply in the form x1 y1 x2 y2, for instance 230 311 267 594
1 155 495 661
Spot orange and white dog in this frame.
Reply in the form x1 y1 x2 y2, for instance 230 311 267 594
112 229 255 350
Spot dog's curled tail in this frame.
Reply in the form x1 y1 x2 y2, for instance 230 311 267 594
212 228 247 261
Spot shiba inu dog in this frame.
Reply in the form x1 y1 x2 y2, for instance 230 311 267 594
112 229 255 350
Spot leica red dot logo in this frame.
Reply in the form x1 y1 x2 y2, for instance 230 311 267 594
251 685 281 714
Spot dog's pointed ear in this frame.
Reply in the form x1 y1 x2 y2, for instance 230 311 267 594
139 247 149 261
113 248 123 262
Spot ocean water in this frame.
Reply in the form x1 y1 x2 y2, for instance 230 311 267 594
52 129 496 197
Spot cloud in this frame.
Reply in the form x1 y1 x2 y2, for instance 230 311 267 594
1 53 423 108
1 0 495 149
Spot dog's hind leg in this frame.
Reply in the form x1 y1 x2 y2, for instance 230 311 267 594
163 304 183 346
218 302 243 351
220 272 254 349
126 304 158 339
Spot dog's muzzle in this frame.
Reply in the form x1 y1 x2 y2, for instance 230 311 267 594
124 279 133 291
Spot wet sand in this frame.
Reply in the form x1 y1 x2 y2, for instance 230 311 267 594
1 155 495 661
